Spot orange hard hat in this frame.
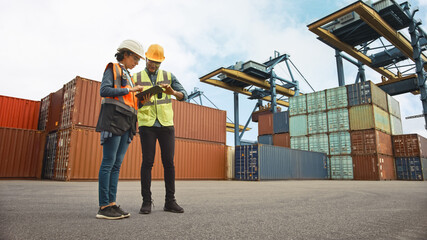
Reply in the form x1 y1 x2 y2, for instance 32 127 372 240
145 44 165 62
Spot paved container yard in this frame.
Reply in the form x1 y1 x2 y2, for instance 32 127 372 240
1 180 426 240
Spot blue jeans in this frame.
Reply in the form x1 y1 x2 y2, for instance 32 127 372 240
98 131 130 207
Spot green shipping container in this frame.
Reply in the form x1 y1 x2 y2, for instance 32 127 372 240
349 105 391 134
308 112 328 134
290 136 309 151
329 131 351 155
289 95 307 116
330 155 353 180
289 115 307 137
327 108 349 132
307 90 326 113
326 86 348 110
390 114 403 135
309 134 329 155
387 94 401 118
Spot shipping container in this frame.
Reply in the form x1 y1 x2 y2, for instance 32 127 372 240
273 133 290 148
327 108 350 132
395 157 425 180
173 100 226 144
392 134 427 157
307 90 326 113
60 76 102 129
226 146 235 179
330 155 353 180
290 136 309 151
258 135 273 145
309 134 329 155
352 154 396 180
347 81 388 112
53 126 226 181
258 113 273 136
0 95 40 130
289 115 308 137
308 111 328 134
389 115 403 135
289 94 307 116
349 104 391 134
235 144 328 180
273 111 289 134
41 132 58 179
329 131 351 155
387 94 401 118
252 107 281 122
45 89 64 133
350 129 393 156
38 94 50 131
0 127 45 178
326 86 348 110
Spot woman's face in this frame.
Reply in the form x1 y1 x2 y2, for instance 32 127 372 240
123 52 140 69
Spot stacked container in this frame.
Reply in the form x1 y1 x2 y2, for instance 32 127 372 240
387 95 403 135
257 111 290 147
347 81 395 180
392 134 427 180
0 95 40 130
289 95 308 150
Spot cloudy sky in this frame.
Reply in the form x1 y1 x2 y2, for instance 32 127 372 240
1 0 427 144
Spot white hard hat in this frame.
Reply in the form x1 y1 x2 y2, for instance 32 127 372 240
117 39 145 59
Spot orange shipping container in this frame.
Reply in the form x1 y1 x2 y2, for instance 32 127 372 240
60 76 102 129
350 129 393 156
173 100 226 144
392 134 427 157
39 89 64 132
352 154 396 180
258 113 273 136
0 95 40 130
0 127 45 178
53 126 226 181
273 133 290 148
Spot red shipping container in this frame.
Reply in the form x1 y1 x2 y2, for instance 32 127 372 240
352 154 396 180
258 112 273 135
0 127 46 178
392 134 427 157
0 95 40 130
46 89 64 133
273 133 290 147
351 129 393 156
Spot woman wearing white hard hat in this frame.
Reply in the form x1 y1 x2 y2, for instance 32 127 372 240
95 39 150 220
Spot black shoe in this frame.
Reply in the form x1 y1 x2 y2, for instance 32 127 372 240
139 201 153 214
164 200 184 213
96 206 124 220
111 205 130 218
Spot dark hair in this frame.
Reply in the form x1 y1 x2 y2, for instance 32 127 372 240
115 49 133 61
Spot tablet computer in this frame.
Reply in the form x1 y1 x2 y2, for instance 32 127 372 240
135 85 164 99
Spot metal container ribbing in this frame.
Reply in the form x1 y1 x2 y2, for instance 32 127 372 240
0 127 45 178
389 115 403 135
258 113 273 136
235 144 328 180
352 154 396 180
350 129 393 156
289 115 307 137
327 108 349 132
330 155 353 180
326 86 348 110
273 111 289 134
41 132 58 179
290 136 309 151
38 94 50 131
387 94 401 118
392 134 427 157
272 133 290 148
309 134 329 155
258 134 273 145
307 90 326 113
289 95 307 116
395 157 425 181
329 131 351 155
0 95 40 130
347 81 388 112
308 111 328 134
349 105 391 134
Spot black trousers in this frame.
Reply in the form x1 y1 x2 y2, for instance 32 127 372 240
139 126 175 202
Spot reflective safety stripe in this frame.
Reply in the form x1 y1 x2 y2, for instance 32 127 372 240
104 62 138 110
102 98 138 115
113 64 125 103
157 98 171 104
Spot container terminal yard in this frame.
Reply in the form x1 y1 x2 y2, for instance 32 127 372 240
1 0 427 239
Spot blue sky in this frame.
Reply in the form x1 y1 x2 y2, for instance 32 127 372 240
1 0 426 145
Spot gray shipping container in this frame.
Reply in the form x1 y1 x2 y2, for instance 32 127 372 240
258 135 273 145
235 144 328 180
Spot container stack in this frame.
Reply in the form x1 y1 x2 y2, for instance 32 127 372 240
392 134 427 180
348 81 395 180
257 110 290 147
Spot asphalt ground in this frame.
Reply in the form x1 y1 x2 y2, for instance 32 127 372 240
1 180 426 240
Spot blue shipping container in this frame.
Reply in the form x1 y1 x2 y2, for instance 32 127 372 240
273 111 289 134
395 157 425 181
258 135 273 145
235 144 328 180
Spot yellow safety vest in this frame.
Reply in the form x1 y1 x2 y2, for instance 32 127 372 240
133 70 174 127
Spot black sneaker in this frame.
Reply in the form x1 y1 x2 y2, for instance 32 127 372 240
139 201 154 214
96 206 124 220
111 205 130 218
164 200 184 213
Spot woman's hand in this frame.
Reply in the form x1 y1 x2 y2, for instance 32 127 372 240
129 85 144 92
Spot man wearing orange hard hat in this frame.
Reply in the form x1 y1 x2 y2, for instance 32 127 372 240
132 44 188 214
